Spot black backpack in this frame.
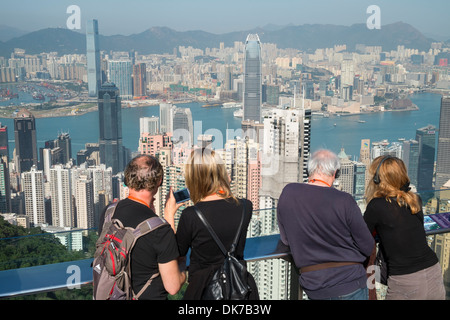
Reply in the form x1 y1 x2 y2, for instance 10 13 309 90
92 201 168 300
194 200 251 300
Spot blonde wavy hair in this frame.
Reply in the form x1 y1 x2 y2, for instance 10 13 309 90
365 156 421 214
184 148 236 204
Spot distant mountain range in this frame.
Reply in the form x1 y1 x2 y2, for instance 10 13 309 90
0 22 440 58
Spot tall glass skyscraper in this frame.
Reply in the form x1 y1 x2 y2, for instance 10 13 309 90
172 107 193 145
108 60 133 100
98 83 123 174
435 96 450 189
416 125 436 191
243 34 262 122
14 109 38 174
402 139 419 188
86 20 101 97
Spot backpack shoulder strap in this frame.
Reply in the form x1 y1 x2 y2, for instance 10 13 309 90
134 216 169 238
194 199 246 256
103 201 119 223
230 199 246 255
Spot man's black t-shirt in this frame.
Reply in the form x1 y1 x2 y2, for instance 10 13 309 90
98 198 180 300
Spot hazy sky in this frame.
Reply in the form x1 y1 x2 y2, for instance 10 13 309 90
2 0 450 39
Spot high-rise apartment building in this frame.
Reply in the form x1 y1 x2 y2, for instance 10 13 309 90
133 63 147 97
75 174 94 229
0 124 10 213
90 164 113 228
159 103 174 134
0 123 9 160
22 166 45 226
416 125 436 191
0 158 11 213
341 58 355 89
359 139 371 187
224 65 232 91
224 137 261 210
260 107 311 203
140 116 159 135
138 132 172 157
86 20 101 97
49 165 73 228
337 148 366 199
108 60 133 99
435 96 450 189
243 34 262 122
98 83 124 174
338 148 354 195
14 109 38 174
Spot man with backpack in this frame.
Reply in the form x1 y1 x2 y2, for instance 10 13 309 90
95 155 186 300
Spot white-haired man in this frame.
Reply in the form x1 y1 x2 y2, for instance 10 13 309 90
277 149 374 300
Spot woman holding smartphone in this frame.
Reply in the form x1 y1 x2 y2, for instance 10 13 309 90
164 147 258 300
363 155 445 300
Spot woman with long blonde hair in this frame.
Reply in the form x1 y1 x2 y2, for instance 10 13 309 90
164 147 258 300
364 155 445 300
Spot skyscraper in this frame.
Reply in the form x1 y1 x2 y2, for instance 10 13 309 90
243 34 262 122
55 132 72 165
140 116 159 135
98 83 123 174
132 63 147 97
402 139 419 188
22 166 45 226
337 148 354 195
435 96 450 189
49 164 73 228
172 107 193 145
0 158 10 213
359 139 371 188
159 103 174 134
0 123 9 160
108 60 133 99
416 125 436 191
14 109 38 174
75 174 94 229
225 137 261 210
0 123 10 213
260 107 311 204
86 19 101 97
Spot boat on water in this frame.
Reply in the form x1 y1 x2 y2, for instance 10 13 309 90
202 103 222 108
32 92 45 100
233 109 243 118
358 120 366 123
222 102 241 109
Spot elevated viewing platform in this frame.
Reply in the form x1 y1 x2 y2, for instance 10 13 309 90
1 189 449 300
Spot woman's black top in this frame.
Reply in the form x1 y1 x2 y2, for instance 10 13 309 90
364 197 438 276
175 198 257 299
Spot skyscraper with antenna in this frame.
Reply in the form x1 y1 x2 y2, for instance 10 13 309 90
243 34 262 123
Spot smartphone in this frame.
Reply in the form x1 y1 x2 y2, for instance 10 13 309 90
173 188 190 203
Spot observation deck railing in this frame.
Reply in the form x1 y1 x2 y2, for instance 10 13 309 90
0 188 449 300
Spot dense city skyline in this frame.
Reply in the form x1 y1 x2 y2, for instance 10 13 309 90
1 0 450 40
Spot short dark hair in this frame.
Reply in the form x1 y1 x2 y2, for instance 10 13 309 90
124 155 163 192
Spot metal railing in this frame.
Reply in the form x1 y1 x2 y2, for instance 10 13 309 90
0 188 449 299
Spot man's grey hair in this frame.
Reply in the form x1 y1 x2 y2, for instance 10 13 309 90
124 154 163 192
307 149 341 177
